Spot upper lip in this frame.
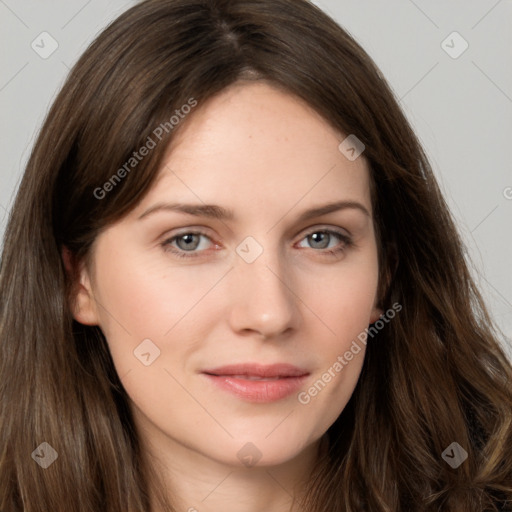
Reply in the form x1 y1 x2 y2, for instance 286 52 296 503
202 363 309 378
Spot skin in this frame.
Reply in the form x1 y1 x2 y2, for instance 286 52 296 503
69 81 383 512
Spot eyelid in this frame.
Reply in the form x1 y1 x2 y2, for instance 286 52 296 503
160 226 218 245
299 224 351 238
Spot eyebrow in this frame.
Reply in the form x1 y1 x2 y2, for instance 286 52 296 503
137 199 370 222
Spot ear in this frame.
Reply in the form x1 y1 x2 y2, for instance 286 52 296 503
370 240 399 324
369 304 384 324
61 245 100 326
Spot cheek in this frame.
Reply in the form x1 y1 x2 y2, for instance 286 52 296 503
91 249 231 373
295 249 378 412
303 248 380 343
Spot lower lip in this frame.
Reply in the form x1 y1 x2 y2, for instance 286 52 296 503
202 374 309 403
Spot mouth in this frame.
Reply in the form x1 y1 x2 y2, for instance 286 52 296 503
201 363 310 403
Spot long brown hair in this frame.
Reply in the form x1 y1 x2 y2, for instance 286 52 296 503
1 0 511 510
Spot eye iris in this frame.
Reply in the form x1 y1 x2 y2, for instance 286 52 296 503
309 232 330 249
176 234 200 251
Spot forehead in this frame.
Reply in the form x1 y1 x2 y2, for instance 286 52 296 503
131 81 372 221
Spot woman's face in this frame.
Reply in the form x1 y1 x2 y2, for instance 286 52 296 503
72 81 382 470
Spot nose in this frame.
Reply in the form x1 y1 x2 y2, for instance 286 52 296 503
227 245 299 340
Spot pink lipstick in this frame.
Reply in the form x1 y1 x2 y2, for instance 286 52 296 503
201 363 309 403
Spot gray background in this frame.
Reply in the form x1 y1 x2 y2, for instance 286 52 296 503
0 0 511 358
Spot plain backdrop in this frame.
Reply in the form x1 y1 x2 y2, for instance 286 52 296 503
0 0 511 358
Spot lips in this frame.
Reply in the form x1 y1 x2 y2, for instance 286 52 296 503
201 363 310 403
203 363 309 378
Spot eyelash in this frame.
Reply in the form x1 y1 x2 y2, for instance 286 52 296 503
161 228 354 259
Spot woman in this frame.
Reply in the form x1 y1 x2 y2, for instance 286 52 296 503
1 0 511 510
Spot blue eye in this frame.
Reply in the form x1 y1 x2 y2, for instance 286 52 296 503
161 228 353 259
162 231 213 258
298 230 352 252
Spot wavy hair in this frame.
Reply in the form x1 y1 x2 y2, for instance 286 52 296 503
1 0 511 510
